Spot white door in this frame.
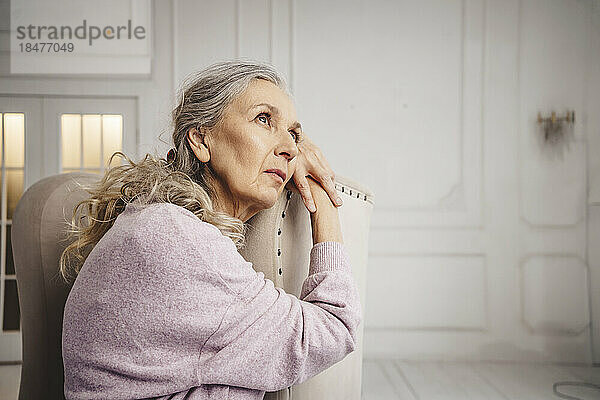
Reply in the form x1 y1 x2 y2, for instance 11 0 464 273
0 97 42 361
0 95 137 362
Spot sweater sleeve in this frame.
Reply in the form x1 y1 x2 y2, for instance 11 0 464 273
193 220 363 392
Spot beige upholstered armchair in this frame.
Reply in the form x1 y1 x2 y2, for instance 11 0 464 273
12 171 374 400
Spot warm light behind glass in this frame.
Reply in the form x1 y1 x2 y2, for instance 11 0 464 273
61 114 81 169
0 112 24 332
102 115 123 168
61 113 122 172
2 113 25 220
3 114 24 168
6 170 23 220
82 115 101 168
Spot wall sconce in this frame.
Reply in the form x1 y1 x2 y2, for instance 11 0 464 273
536 110 575 145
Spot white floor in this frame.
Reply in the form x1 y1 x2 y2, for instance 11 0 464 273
1 360 599 399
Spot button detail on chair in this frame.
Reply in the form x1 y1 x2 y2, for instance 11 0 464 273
219 173 374 400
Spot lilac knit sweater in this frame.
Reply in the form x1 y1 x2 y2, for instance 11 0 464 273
62 202 362 399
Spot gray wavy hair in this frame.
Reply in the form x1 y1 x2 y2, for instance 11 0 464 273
59 59 289 283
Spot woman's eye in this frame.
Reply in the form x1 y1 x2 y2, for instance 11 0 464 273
256 113 271 126
290 131 303 144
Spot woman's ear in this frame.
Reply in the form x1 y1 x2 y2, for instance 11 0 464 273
187 127 211 163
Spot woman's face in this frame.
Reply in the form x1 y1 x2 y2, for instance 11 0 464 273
188 78 302 222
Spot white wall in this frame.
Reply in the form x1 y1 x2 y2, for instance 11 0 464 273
1 0 598 364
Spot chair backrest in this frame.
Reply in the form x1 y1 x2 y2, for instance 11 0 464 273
12 172 99 400
12 172 374 400
243 175 375 400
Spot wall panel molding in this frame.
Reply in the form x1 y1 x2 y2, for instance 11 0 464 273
519 254 590 336
368 0 485 229
517 0 588 228
365 254 488 331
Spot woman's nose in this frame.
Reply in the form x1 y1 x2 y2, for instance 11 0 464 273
275 131 298 161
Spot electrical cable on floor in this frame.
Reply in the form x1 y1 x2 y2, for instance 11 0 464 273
552 381 600 399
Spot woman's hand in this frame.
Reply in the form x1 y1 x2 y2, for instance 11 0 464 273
286 135 343 213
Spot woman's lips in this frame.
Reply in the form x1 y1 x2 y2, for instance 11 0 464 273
264 169 286 182
265 171 284 183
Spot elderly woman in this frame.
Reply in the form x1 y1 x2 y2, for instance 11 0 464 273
60 60 362 400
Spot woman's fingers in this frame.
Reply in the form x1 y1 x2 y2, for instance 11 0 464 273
293 174 317 213
310 172 341 207
295 133 342 208
319 173 342 207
